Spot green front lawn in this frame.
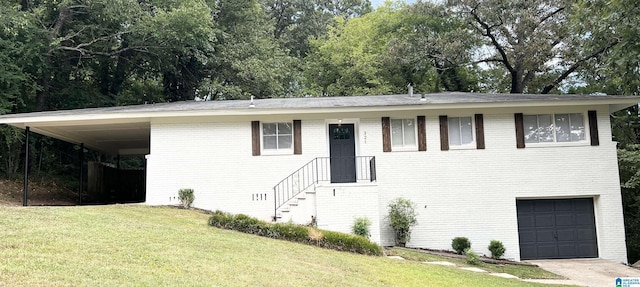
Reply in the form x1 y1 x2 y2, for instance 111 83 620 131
0 205 563 286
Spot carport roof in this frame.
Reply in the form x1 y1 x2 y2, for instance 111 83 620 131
0 92 637 155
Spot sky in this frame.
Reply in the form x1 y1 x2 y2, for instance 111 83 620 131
371 0 418 8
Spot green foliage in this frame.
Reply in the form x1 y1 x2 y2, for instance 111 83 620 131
618 145 640 264
464 248 480 265
320 229 381 254
488 240 506 259
208 210 383 256
304 3 478 97
178 189 195 208
352 217 372 238
447 0 620 94
387 198 418 246
452 237 471 254
0 126 24 177
262 0 372 57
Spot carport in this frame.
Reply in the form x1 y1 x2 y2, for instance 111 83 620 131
0 107 151 206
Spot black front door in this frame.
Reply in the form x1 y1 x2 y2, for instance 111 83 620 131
329 124 356 183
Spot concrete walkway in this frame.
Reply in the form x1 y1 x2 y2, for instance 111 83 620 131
525 259 640 287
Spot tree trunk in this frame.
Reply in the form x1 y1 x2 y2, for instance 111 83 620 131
510 70 524 94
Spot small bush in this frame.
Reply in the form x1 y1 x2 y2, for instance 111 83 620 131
178 188 195 208
452 237 471 254
352 217 372 238
465 248 480 265
387 198 418 246
269 222 309 243
208 210 383 256
488 240 506 259
320 230 383 256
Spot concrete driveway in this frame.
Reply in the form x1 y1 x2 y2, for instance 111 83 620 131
524 259 640 287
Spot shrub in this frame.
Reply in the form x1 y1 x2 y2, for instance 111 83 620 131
208 210 383 256
269 222 309 243
488 240 506 259
465 248 480 265
320 230 383 256
352 217 372 238
452 237 471 254
387 198 418 246
178 188 195 208
208 210 234 228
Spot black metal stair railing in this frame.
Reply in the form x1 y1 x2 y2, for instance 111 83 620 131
273 156 376 220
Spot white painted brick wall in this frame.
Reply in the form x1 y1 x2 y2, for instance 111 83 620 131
315 184 381 244
145 105 628 263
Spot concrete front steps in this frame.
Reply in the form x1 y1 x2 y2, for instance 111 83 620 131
275 188 317 225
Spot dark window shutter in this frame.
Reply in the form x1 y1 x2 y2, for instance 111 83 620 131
475 114 485 149
251 121 260 156
439 115 449 151
514 113 525 149
293 120 302 154
588 110 599 146
417 116 427 151
382 117 391 152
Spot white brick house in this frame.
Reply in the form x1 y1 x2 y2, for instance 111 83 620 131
1 93 637 263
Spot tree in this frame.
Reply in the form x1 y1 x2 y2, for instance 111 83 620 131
618 146 640 264
574 0 640 96
4 0 218 110
261 0 372 57
304 2 477 96
446 0 619 94
205 0 302 100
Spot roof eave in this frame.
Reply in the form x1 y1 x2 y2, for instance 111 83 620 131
0 97 637 126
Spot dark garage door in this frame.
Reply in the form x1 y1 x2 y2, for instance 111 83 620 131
517 198 598 260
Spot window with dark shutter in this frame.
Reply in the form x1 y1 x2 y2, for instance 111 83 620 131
514 113 525 149
475 114 485 149
417 116 427 151
251 121 260 156
588 110 599 146
293 120 302 154
439 116 449 151
382 117 391 152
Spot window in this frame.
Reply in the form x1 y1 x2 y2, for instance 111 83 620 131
263 122 292 150
391 119 416 147
524 113 585 143
448 117 473 146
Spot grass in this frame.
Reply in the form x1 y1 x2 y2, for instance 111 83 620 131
387 248 564 279
0 205 565 286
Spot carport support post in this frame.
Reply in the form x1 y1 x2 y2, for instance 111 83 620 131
23 127 30 206
79 143 84 205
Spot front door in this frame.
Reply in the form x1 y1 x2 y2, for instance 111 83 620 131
329 124 356 183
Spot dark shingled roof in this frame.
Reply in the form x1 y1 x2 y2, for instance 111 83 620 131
0 92 637 119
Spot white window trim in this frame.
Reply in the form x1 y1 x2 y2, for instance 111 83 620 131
261 122 294 155
523 112 590 148
390 118 418 151
448 116 476 150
